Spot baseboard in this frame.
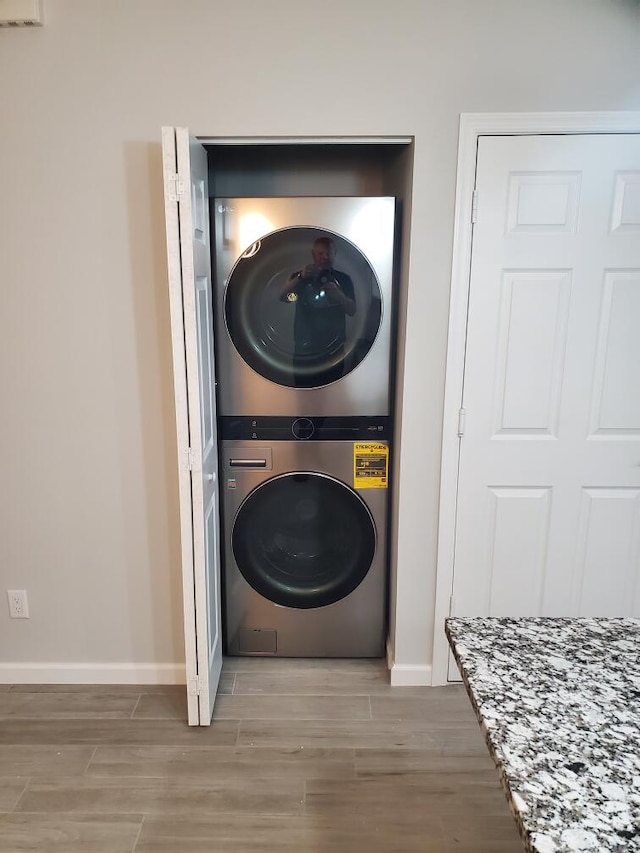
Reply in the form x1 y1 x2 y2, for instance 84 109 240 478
389 662 433 687
386 639 432 686
0 663 186 685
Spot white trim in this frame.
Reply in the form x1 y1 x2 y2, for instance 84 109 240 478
390 663 432 687
432 111 640 687
197 136 413 146
455 111 640 137
0 663 186 685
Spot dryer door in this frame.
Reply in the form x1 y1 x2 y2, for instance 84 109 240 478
232 472 377 609
224 227 382 388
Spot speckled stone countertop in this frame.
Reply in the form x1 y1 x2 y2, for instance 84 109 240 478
445 617 640 853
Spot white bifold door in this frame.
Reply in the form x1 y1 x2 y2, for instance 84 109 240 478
161 127 222 723
450 133 640 677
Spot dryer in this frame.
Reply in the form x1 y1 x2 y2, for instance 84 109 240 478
220 415 390 657
212 197 396 416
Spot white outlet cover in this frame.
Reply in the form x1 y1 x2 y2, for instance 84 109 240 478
7 589 29 618
0 0 43 26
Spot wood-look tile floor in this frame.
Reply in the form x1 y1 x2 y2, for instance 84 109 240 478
0 659 524 852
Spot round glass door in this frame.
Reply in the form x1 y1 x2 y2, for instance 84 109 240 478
232 473 377 609
225 227 382 388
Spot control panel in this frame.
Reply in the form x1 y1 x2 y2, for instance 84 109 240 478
219 415 391 441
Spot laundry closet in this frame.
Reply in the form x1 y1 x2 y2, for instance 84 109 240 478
162 131 414 725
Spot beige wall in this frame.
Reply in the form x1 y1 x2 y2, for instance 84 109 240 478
1 0 639 677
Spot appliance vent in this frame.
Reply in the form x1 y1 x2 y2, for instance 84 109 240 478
0 0 43 27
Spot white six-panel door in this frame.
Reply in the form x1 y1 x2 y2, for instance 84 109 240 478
450 133 640 676
162 127 222 723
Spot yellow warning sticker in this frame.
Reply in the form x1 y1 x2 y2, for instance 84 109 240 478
354 442 389 489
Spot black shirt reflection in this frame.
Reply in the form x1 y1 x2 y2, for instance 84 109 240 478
279 236 356 385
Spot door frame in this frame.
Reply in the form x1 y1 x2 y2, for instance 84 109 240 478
432 111 640 686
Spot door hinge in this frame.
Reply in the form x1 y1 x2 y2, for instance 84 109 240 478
188 675 205 696
471 190 478 224
167 172 186 202
457 407 466 437
186 447 202 474
449 595 455 617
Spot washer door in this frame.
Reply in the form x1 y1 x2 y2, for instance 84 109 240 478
232 473 377 609
224 227 382 388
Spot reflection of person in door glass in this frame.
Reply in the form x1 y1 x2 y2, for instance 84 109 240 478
279 236 356 382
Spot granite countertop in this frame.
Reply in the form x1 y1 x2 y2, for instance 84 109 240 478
445 617 640 853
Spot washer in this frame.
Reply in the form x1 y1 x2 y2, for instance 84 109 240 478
213 197 396 416
221 415 390 657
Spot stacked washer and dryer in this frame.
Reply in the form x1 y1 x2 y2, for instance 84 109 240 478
212 197 396 657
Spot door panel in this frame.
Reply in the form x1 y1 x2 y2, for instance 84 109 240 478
161 127 199 725
175 129 222 724
450 133 640 679
610 172 640 232
590 271 640 434
162 127 222 722
485 487 552 616
204 491 221 667
573 488 640 615
196 277 215 453
493 270 571 436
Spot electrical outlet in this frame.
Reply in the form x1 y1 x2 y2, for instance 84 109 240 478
7 590 29 619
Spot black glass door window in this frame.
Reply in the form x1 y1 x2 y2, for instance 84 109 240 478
225 227 382 388
232 473 376 609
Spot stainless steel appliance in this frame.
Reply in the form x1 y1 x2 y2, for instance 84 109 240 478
213 197 396 416
220 416 390 657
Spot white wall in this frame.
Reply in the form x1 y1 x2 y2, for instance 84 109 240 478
1 0 639 681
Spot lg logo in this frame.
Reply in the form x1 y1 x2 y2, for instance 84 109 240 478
217 205 235 214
